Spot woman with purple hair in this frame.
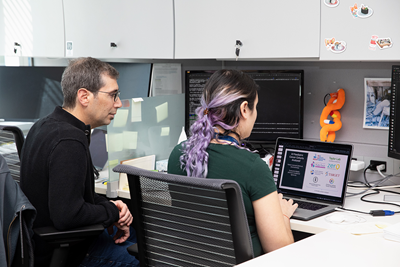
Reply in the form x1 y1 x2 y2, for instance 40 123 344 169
168 69 298 257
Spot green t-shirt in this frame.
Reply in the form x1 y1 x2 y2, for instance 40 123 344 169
168 142 277 257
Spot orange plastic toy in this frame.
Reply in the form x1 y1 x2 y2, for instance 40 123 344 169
320 88 345 142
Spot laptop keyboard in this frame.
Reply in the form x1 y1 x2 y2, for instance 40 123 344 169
292 200 328 211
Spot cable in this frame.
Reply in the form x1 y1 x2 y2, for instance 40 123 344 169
361 189 400 210
323 93 330 106
335 207 370 215
337 206 400 217
346 175 392 197
344 166 400 215
348 184 400 190
363 164 372 187
377 164 387 178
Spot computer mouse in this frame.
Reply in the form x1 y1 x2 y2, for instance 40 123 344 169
329 213 346 223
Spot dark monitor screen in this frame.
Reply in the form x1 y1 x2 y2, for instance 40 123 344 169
185 70 304 144
388 65 399 159
0 66 65 121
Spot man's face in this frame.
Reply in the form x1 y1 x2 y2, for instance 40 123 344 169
89 74 122 128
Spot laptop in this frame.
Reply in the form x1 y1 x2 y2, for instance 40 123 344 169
272 137 353 221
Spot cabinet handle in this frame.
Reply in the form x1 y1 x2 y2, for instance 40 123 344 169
110 42 117 48
235 40 242 61
14 42 21 54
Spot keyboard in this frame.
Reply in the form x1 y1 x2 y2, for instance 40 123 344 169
292 200 328 211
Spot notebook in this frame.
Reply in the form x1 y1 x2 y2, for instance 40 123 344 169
272 137 353 221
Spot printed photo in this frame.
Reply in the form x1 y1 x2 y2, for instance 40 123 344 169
363 78 391 129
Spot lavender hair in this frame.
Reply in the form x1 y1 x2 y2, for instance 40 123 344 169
180 69 259 178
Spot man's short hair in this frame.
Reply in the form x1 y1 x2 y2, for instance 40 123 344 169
61 57 119 109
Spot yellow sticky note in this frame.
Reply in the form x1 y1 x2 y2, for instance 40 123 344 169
155 102 168 123
113 109 129 127
161 127 170 136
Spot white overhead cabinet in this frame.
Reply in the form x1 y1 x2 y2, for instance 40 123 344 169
0 0 64 57
63 0 174 59
174 0 320 60
320 0 400 60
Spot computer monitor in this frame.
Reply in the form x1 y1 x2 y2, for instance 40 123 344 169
185 70 304 144
388 65 399 159
0 66 65 121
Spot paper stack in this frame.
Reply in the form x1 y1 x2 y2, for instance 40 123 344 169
383 222 400 242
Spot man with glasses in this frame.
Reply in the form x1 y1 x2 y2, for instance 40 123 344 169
20 57 139 266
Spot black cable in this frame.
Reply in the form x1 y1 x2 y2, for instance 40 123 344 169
259 144 274 156
363 164 372 187
377 188 400 195
347 180 369 187
360 189 400 212
336 207 370 215
345 166 400 215
323 93 330 106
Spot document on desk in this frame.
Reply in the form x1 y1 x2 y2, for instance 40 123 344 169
383 222 400 242
119 155 156 191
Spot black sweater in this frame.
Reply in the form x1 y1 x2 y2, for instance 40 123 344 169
20 106 119 260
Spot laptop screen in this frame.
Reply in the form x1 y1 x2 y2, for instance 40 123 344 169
272 138 353 204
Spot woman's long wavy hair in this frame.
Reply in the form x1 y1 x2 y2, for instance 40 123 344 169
180 69 259 178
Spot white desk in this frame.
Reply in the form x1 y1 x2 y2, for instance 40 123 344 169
238 187 400 267
95 170 132 199
291 187 400 234
237 229 400 267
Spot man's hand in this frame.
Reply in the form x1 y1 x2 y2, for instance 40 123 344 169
107 223 130 244
110 200 133 227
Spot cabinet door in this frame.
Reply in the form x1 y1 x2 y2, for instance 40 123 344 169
0 0 64 57
63 0 174 59
320 0 400 60
175 0 320 59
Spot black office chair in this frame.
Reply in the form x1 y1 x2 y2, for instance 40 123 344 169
0 125 103 267
33 224 104 267
0 125 25 182
113 164 254 267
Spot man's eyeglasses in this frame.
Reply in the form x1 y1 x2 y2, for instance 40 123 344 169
98 90 120 101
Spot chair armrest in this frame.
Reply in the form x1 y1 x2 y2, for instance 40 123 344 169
34 224 104 247
127 243 138 258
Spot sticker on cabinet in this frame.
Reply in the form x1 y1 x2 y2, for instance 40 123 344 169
324 38 346 54
66 41 73 57
376 38 393 49
324 0 339 8
369 36 393 51
350 3 373 19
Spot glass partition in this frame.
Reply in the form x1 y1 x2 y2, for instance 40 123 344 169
107 94 185 183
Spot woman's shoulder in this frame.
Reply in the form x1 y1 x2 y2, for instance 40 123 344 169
209 143 261 159
170 142 185 158
168 142 186 175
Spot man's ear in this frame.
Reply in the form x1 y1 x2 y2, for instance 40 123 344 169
77 88 90 107
240 101 249 119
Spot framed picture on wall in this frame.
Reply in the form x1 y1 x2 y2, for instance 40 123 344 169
363 78 391 129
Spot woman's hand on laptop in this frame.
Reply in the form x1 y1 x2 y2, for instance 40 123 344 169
278 193 298 219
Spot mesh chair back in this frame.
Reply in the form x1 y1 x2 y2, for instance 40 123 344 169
113 165 254 267
0 126 25 182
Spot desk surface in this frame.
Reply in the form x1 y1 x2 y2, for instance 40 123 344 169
238 187 400 267
96 174 400 266
291 187 400 234
237 229 400 267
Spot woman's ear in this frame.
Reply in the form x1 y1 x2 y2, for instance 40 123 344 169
240 101 249 119
77 88 90 107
